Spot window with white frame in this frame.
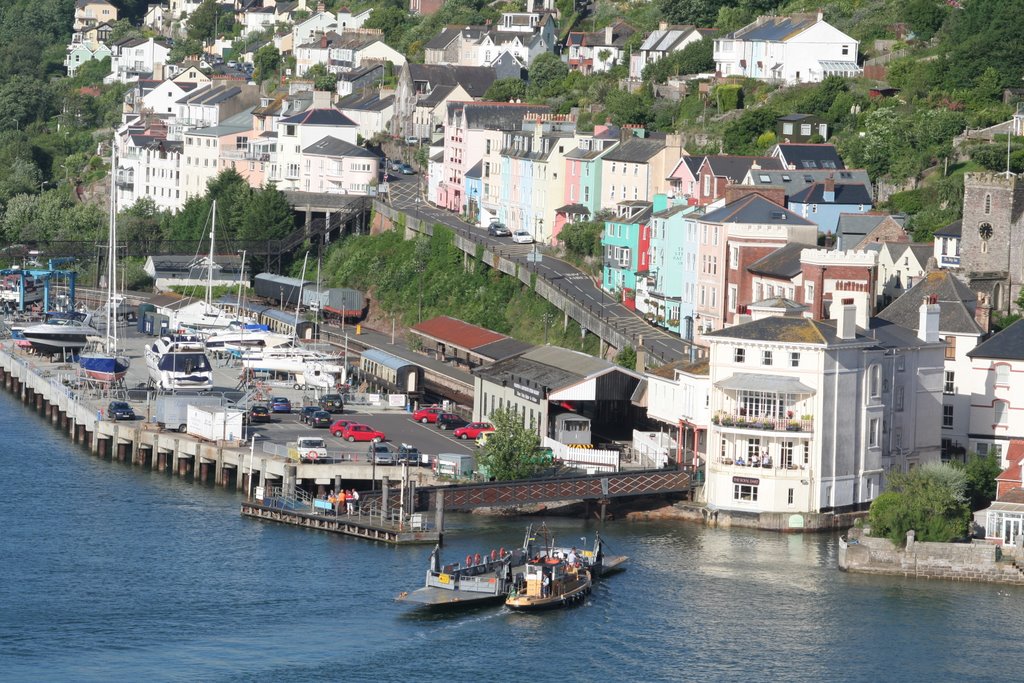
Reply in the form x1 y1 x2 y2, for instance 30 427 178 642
762 350 773 366
944 371 955 394
790 352 800 367
869 418 880 447
805 281 814 304
781 441 794 467
733 483 758 501
803 442 810 464
995 401 1008 425
868 364 881 398
734 347 745 363
995 364 1010 386
943 405 954 428
730 245 739 269
747 438 761 460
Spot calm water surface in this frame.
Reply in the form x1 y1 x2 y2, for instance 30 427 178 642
1 389 1021 682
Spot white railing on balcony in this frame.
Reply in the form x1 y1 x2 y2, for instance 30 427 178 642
712 457 808 477
711 411 814 433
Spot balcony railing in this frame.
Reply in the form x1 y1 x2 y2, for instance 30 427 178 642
712 457 808 477
711 411 814 433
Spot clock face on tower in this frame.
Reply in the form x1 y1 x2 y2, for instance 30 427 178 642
979 222 993 240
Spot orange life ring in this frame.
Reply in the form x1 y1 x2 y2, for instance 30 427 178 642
306 450 318 460
465 554 472 567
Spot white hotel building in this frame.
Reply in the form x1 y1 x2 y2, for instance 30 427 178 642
701 301 943 517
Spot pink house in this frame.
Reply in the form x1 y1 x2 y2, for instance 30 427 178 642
667 155 704 202
436 101 550 214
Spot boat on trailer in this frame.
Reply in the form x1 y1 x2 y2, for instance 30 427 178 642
395 524 625 609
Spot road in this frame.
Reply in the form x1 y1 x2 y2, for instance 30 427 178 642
383 174 694 364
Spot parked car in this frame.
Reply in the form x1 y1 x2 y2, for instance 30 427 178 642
329 419 358 437
404 135 419 145
368 442 396 465
399 163 415 175
397 443 423 465
487 222 511 237
436 413 469 431
248 404 271 423
310 410 332 428
475 431 492 447
412 406 445 424
454 422 494 440
107 401 135 420
341 423 386 442
511 229 534 244
270 397 291 413
318 393 345 413
298 406 320 424
389 159 403 172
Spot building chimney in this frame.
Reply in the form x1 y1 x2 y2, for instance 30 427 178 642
822 174 835 203
659 21 667 31
835 297 856 339
975 292 991 333
919 295 940 343
320 33 327 48
605 25 614 44
317 1 325 11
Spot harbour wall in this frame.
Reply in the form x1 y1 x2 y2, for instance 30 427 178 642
838 527 1024 585
629 501 866 533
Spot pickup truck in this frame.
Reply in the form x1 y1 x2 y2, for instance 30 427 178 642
288 436 329 463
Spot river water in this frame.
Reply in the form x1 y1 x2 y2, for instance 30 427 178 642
1 388 1021 683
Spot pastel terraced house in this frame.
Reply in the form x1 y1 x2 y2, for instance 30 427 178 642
74 0 117 31
555 127 619 241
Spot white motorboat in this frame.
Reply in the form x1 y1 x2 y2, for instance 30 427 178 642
145 334 213 390
22 313 98 356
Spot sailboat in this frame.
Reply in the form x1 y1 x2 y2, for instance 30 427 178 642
172 200 251 331
78 142 130 382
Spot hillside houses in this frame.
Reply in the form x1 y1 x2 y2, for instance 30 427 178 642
713 11 860 84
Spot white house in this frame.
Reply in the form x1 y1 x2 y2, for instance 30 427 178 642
337 91 394 140
295 29 405 76
241 6 278 38
291 11 338 51
701 301 943 518
300 136 379 195
713 11 860 84
933 220 962 270
105 36 172 84
966 319 1024 465
336 7 372 30
115 128 185 213
875 242 932 308
272 108 359 189
642 358 711 471
181 108 255 200
628 22 714 80
144 254 246 291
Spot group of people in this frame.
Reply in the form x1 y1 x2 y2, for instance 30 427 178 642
325 488 360 514
735 450 773 468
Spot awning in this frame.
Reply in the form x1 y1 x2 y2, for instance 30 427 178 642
714 372 815 395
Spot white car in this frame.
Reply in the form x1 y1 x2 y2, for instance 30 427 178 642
511 230 534 244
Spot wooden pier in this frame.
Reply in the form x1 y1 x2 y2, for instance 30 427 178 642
240 500 440 544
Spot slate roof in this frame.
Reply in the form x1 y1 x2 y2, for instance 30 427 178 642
774 143 845 170
700 193 815 226
778 113 818 122
279 108 357 126
730 14 818 42
419 84 456 108
747 243 808 279
177 85 241 106
602 138 665 163
934 220 962 238
704 155 781 182
425 26 465 49
745 168 872 199
789 182 872 205
407 64 496 98
337 91 393 112
188 107 254 136
455 102 551 130
668 154 705 179
472 337 534 362
302 136 376 158
647 357 709 379
148 254 244 273
747 297 807 313
572 20 636 48
876 270 982 336
465 160 483 179
968 319 1024 360
639 24 698 52
704 316 858 345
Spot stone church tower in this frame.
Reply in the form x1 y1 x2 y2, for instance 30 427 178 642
959 172 1024 313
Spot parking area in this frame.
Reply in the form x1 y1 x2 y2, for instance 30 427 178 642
246 408 478 458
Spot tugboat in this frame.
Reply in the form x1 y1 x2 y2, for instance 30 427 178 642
504 556 591 612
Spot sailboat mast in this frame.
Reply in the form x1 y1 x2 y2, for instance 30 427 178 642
293 251 309 339
107 140 117 354
206 199 216 310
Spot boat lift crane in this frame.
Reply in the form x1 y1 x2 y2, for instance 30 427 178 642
0 263 78 313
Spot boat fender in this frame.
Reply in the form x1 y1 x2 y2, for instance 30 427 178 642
306 450 318 460
466 554 473 567
474 553 482 566
490 549 497 562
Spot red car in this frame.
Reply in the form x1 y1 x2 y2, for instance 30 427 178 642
453 422 494 440
329 419 358 437
412 406 445 424
340 423 386 443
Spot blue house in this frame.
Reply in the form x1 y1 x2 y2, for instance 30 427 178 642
788 179 872 235
601 201 652 299
639 194 698 338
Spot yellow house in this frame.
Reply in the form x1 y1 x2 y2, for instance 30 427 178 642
74 0 118 31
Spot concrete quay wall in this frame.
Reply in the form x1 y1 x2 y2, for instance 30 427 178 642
0 346 393 496
838 527 1024 585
